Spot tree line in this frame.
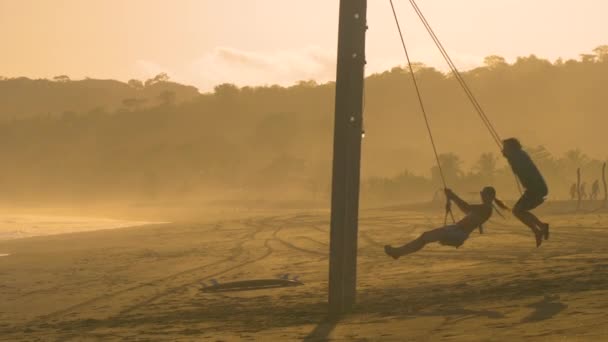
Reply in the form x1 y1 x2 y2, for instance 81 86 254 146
0 46 606 207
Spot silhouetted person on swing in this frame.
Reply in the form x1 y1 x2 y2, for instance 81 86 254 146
502 138 549 247
591 180 600 200
384 187 507 259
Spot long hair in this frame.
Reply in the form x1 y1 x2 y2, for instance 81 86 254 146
492 198 509 218
481 186 509 216
493 198 509 211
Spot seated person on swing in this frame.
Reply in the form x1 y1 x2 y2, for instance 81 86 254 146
501 138 549 247
385 186 507 259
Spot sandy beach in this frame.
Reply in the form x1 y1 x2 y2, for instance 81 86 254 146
1 205 607 341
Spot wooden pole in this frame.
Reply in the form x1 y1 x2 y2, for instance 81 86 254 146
603 162 607 208
577 168 581 210
329 0 367 317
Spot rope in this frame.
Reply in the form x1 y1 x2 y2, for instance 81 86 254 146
394 0 524 196
389 0 454 224
406 0 503 149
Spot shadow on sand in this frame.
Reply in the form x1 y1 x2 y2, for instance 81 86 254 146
303 317 339 341
10 271 599 338
521 296 567 323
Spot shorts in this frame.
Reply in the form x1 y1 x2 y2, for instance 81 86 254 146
514 190 545 212
437 225 469 248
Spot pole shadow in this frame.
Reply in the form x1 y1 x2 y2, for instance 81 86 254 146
303 316 339 342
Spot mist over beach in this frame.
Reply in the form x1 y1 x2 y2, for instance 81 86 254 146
1 0 608 340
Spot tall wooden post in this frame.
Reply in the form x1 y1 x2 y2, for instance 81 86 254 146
602 162 607 208
577 168 581 210
328 0 367 317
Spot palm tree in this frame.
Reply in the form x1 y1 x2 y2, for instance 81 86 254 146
561 149 589 170
431 153 463 187
474 152 498 180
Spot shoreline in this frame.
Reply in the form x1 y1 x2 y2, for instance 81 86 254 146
0 198 595 243
0 213 166 242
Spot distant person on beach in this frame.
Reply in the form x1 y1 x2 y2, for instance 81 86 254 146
591 180 600 200
384 187 507 259
570 183 578 200
580 182 588 200
502 138 549 247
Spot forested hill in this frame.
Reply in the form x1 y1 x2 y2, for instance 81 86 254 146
0 47 606 205
0 73 199 120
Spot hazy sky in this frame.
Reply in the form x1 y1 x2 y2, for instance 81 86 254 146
1 0 606 91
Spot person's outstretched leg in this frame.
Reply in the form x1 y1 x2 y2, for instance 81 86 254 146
385 227 446 259
384 239 424 259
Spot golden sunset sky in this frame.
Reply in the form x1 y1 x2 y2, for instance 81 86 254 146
1 0 606 91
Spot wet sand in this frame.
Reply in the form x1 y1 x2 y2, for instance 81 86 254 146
1 207 607 341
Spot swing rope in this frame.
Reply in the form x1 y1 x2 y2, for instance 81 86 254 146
406 0 503 149
389 0 455 224
389 0 524 198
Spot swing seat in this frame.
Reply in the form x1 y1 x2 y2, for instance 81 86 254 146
437 225 468 248
439 239 465 248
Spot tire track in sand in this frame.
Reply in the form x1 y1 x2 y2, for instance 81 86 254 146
115 215 285 316
19 217 277 330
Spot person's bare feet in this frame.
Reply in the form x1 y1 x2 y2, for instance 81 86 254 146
535 230 543 248
540 223 550 240
384 245 400 260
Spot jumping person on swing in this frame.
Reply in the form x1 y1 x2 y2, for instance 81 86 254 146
384 186 507 259
502 138 549 247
